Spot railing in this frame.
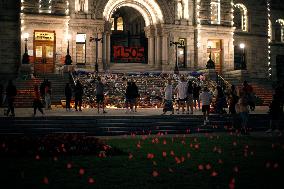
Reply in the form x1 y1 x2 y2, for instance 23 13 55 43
216 74 231 90
69 72 76 86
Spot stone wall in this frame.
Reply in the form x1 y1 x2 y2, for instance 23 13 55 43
0 0 20 81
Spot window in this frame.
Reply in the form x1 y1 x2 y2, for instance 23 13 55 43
76 33 86 64
39 0 52 13
233 4 248 32
117 17 124 31
111 18 115 31
275 19 284 42
177 0 183 19
75 0 88 13
211 0 220 24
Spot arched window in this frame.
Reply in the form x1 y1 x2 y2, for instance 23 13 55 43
275 19 284 42
117 17 124 31
211 0 220 24
177 0 184 19
233 4 248 32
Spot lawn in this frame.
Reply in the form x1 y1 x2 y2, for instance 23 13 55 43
0 134 283 189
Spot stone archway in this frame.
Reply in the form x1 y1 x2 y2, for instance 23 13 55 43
101 0 169 70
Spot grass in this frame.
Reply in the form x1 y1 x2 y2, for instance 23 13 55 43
0 134 284 189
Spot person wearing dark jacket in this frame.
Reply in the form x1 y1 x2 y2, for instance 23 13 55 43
125 81 135 113
266 94 283 134
131 81 139 112
5 80 17 117
74 80 83 111
65 83 72 111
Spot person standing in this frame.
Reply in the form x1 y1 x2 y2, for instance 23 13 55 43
162 80 174 115
193 83 201 110
228 85 239 129
132 81 139 112
44 83 52 110
96 77 106 114
125 81 134 113
33 85 44 117
266 94 282 134
242 81 255 111
5 80 17 117
65 83 72 111
216 86 227 114
175 76 188 114
74 80 83 111
199 87 212 126
186 80 194 114
235 95 250 135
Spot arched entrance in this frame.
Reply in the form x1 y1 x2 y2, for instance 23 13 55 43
103 0 166 70
110 7 147 64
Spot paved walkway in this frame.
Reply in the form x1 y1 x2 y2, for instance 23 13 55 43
0 106 269 118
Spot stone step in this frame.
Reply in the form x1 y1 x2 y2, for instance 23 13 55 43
0 115 276 136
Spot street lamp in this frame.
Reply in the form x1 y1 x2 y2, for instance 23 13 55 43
90 33 103 76
170 40 181 74
239 43 246 69
65 34 72 65
22 33 29 64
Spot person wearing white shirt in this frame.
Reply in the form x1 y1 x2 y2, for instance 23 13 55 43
175 76 188 114
199 87 212 125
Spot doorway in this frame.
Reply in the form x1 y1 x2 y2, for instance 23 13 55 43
207 40 222 74
34 31 56 74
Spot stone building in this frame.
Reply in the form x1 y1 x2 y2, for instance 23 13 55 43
1 0 283 83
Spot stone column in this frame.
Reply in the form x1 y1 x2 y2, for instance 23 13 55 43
106 33 111 68
98 33 103 71
148 36 155 66
161 35 168 66
155 35 162 69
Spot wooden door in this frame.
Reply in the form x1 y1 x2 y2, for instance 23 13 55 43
34 42 55 74
34 31 55 74
207 40 222 74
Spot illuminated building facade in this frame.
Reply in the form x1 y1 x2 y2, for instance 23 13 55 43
0 0 283 82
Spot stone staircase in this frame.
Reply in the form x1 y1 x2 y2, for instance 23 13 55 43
0 114 274 136
37 73 71 105
109 63 159 73
14 73 71 107
222 75 273 106
14 77 42 108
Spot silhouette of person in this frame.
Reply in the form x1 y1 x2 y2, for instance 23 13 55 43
5 80 17 117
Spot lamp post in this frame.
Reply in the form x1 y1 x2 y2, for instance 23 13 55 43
170 40 181 74
239 43 246 70
90 33 103 76
206 42 215 69
65 34 72 65
22 33 30 64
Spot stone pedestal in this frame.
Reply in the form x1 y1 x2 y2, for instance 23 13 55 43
63 65 75 73
203 69 217 81
20 64 33 74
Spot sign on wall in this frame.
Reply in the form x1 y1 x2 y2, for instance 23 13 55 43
113 46 145 63
35 32 55 41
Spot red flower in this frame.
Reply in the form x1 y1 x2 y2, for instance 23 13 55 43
152 170 159 177
43 177 49 184
79 168 85 175
88 177 95 184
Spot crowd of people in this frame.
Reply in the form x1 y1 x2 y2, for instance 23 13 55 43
0 72 283 134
